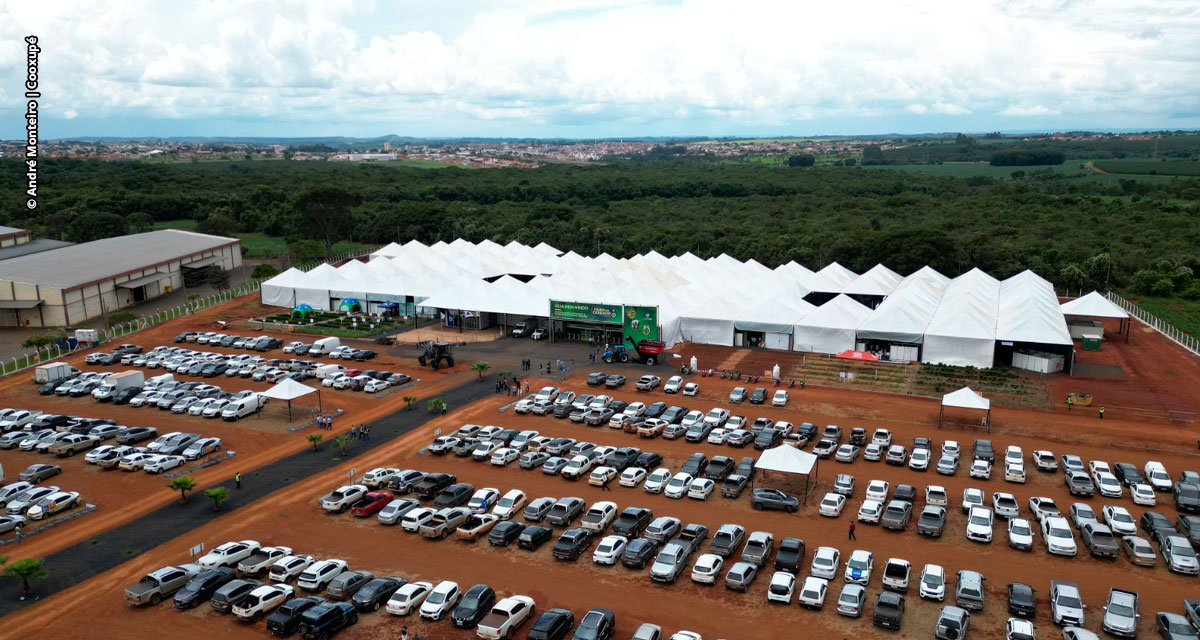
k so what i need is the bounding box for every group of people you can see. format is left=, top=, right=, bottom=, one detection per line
left=496, top=377, right=526, bottom=395
left=350, top=424, right=372, bottom=440
left=314, top=414, right=335, bottom=430
left=520, top=358, right=533, bottom=371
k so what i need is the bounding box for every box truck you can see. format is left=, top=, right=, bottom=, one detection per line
left=32, top=362, right=80, bottom=385
left=93, top=370, right=145, bottom=401
left=511, top=319, right=537, bottom=338
left=309, top=337, right=341, bottom=356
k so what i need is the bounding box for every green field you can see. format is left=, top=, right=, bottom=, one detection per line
left=1124, top=294, right=1200, bottom=340
left=1094, top=159, right=1200, bottom=176
left=381, top=158, right=468, bottom=169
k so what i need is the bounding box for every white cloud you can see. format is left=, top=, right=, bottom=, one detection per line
left=0, top=0, right=1197, bottom=135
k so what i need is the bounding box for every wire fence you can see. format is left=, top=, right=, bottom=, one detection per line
left=1106, top=291, right=1200, bottom=357
left=2, top=248, right=377, bottom=378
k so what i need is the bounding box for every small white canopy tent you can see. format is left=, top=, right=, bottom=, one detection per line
left=755, top=445, right=819, bottom=503
left=938, top=386, right=992, bottom=432
left=260, top=378, right=322, bottom=420
left=1061, top=291, right=1132, bottom=342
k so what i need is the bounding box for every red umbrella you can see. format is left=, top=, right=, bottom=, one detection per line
left=835, top=350, right=879, bottom=362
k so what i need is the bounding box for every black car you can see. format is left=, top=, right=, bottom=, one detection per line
left=414, top=473, right=457, bottom=498
left=612, top=507, right=653, bottom=537
left=173, top=567, right=235, bottom=609
left=681, top=453, right=708, bottom=476
left=1178, top=515, right=1200, bottom=546
left=634, top=452, right=663, bottom=470
left=519, top=525, right=553, bottom=551
left=351, top=350, right=377, bottom=361
left=660, top=406, right=689, bottom=424
left=621, top=538, right=658, bottom=569
left=609, top=400, right=628, bottom=414
left=893, top=484, right=916, bottom=503
left=644, top=402, right=667, bottom=419
left=488, top=521, right=524, bottom=547
left=774, top=537, right=806, bottom=573
left=174, top=332, right=193, bottom=343
left=552, top=528, right=594, bottom=561
left=606, top=447, right=641, bottom=471
left=750, top=488, right=799, bottom=512
left=112, top=386, right=143, bottom=404
left=298, top=601, right=358, bottom=640
left=849, top=428, right=867, bottom=446
left=37, top=381, right=60, bottom=395
left=736, top=456, right=756, bottom=480
left=528, top=607, right=574, bottom=640
left=586, top=372, right=609, bottom=386
left=266, top=596, right=324, bottom=636
left=433, top=483, right=475, bottom=508
left=1140, top=511, right=1178, bottom=543
left=451, top=584, right=496, bottom=628
left=574, top=608, right=615, bottom=640
left=553, top=404, right=574, bottom=419
left=972, top=439, right=994, bottom=462
left=753, top=428, right=782, bottom=450
left=1176, top=482, right=1200, bottom=514
left=351, top=576, right=405, bottom=612
left=210, top=578, right=261, bottom=612
left=705, top=456, right=735, bottom=481
left=873, top=592, right=905, bottom=630
left=1113, top=462, right=1144, bottom=487
left=1007, top=582, right=1036, bottom=618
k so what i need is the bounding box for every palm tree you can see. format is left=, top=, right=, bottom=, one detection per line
left=167, top=476, right=197, bottom=505
left=205, top=487, right=229, bottom=512
left=402, top=395, right=418, bottom=410
left=496, top=369, right=513, bottom=379
left=427, top=398, right=447, bottom=414
left=470, top=361, right=490, bottom=380
left=331, top=434, right=352, bottom=456
left=2, top=557, right=48, bottom=601
left=307, top=433, right=323, bottom=451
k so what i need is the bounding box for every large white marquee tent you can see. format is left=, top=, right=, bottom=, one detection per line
left=260, top=239, right=1075, bottom=370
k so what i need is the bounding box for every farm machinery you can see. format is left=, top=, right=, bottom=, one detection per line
left=417, top=341, right=455, bottom=370
left=603, top=337, right=666, bottom=366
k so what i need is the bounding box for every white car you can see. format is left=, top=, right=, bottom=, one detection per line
left=1042, top=516, right=1078, bottom=556
left=467, top=488, right=501, bottom=513
left=1130, top=483, right=1156, bottom=506
left=363, top=379, right=390, bottom=393
left=580, top=502, right=618, bottom=532
left=857, top=500, right=884, bottom=524
left=863, top=443, right=883, bottom=461
left=880, top=558, right=910, bottom=591
left=843, top=550, right=873, bottom=584
left=691, top=553, right=724, bottom=584
left=26, top=490, right=80, bottom=520
left=619, top=467, right=647, bottom=487
left=1028, top=496, right=1061, bottom=523
left=682, top=382, right=700, bottom=396
left=419, top=580, right=461, bottom=620
left=991, top=492, right=1019, bottom=519
left=490, top=448, right=519, bottom=466
left=1007, top=517, right=1035, bottom=551
left=908, top=448, right=930, bottom=471
left=965, top=506, right=994, bottom=543
left=819, top=493, right=846, bottom=517
left=282, top=341, right=305, bottom=353
left=361, top=467, right=401, bottom=488
left=268, top=554, right=314, bottom=582
left=1004, top=462, right=1026, bottom=484
left=969, top=459, right=992, bottom=480
left=593, top=535, right=628, bottom=565
left=401, top=507, right=437, bottom=533
left=664, top=376, right=683, bottom=393
left=872, top=429, right=893, bottom=446
left=1032, top=450, right=1058, bottom=471
left=865, top=480, right=890, bottom=502
left=1102, top=505, right=1137, bottom=536
left=919, top=564, right=946, bottom=601
left=143, top=454, right=185, bottom=473
left=810, top=546, right=840, bottom=579
left=643, top=468, right=672, bottom=494
left=320, top=484, right=368, bottom=512
left=386, top=580, right=433, bottom=615
left=197, top=540, right=261, bottom=569
left=1088, top=460, right=1111, bottom=476
left=1004, top=445, right=1023, bottom=465
left=232, top=584, right=293, bottom=621
left=962, top=487, right=986, bottom=514
left=492, top=490, right=526, bottom=520
left=941, top=440, right=960, bottom=456
left=181, top=437, right=221, bottom=461
left=117, top=452, right=154, bottom=470
left=771, top=390, right=788, bottom=406
left=85, top=445, right=118, bottom=464
left=664, top=473, right=694, bottom=499
left=623, top=402, right=646, bottom=417
left=680, top=411, right=705, bottom=428
left=476, top=595, right=536, bottom=640
left=925, top=486, right=948, bottom=507
left=707, top=428, right=728, bottom=445
left=797, top=576, right=828, bottom=608
left=766, top=570, right=795, bottom=603
left=1093, top=472, right=1123, bottom=498
left=687, top=478, right=715, bottom=500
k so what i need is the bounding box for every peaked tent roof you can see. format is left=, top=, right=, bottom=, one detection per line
left=842, top=264, right=903, bottom=296
left=941, top=386, right=991, bottom=411
left=1060, top=291, right=1129, bottom=319
left=260, top=378, right=319, bottom=401
left=755, top=445, right=817, bottom=475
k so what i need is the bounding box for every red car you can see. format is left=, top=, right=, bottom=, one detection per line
left=344, top=369, right=362, bottom=378
left=349, top=490, right=393, bottom=517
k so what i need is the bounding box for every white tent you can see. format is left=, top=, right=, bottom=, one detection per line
left=842, top=264, right=903, bottom=297
left=996, top=270, right=1072, bottom=346
left=802, top=262, right=858, bottom=294
left=939, top=386, right=992, bottom=431
left=755, top=445, right=819, bottom=502
left=260, top=268, right=304, bottom=308
left=922, top=268, right=1000, bottom=368
left=856, top=276, right=948, bottom=346
left=1060, top=291, right=1129, bottom=319
left=260, top=377, right=321, bottom=420
left=792, top=294, right=872, bottom=354
left=734, top=296, right=815, bottom=350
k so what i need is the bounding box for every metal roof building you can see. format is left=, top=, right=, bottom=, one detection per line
left=0, top=229, right=241, bottom=327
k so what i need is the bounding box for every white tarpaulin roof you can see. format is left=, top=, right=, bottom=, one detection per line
left=792, top=294, right=871, bottom=354
left=842, top=264, right=903, bottom=297
left=802, top=262, right=859, bottom=294
left=941, top=386, right=991, bottom=411
left=1060, top=291, right=1129, bottom=319
left=755, top=445, right=817, bottom=475
left=261, top=378, right=318, bottom=401
left=856, top=274, right=948, bottom=344
left=996, top=270, right=1072, bottom=345
left=922, top=268, right=1000, bottom=368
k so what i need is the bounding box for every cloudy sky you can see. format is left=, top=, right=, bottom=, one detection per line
left=2, top=0, right=1198, bottom=139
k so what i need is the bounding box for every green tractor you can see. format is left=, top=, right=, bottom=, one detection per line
left=417, top=341, right=455, bottom=370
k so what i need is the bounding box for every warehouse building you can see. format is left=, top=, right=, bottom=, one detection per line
left=0, top=229, right=241, bottom=327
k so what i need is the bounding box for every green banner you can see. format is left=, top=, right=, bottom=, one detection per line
left=550, top=300, right=622, bottom=324
left=623, top=305, right=659, bottom=343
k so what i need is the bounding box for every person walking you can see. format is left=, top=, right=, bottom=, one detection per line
left=601, top=474, right=612, bottom=491
left=524, top=381, right=530, bottom=393
left=363, top=424, right=371, bottom=440
left=1099, top=405, right=1105, bottom=420
left=538, top=363, right=543, bottom=375
left=1067, top=395, right=1073, bottom=411
left=235, top=472, right=242, bottom=490
left=848, top=521, right=856, bottom=540
left=400, top=627, right=409, bottom=640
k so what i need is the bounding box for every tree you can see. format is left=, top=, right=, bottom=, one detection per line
left=167, top=476, right=197, bottom=505
left=205, top=267, right=231, bottom=291
left=286, top=239, right=325, bottom=264
left=106, top=310, right=137, bottom=327
left=471, top=361, right=491, bottom=380
left=496, top=369, right=513, bottom=380
left=252, top=264, right=280, bottom=280
left=196, top=212, right=239, bottom=237
left=204, top=487, right=229, bottom=512
left=293, top=187, right=362, bottom=260
left=1130, top=269, right=1159, bottom=294
left=331, top=434, right=352, bottom=456
left=402, top=395, right=418, bottom=410
left=861, top=145, right=884, bottom=164
left=1084, top=253, right=1115, bottom=290
left=1151, top=278, right=1175, bottom=297
left=787, top=155, right=816, bottom=167
left=427, top=398, right=447, bottom=414
left=2, top=557, right=47, bottom=601
left=127, top=212, right=155, bottom=232
left=307, top=433, right=323, bottom=451
left=1059, top=263, right=1086, bottom=294
left=65, top=211, right=129, bottom=243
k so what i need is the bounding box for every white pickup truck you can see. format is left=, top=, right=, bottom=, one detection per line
left=237, top=545, right=294, bottom=577
left=475, top=595, right=536, bottom=639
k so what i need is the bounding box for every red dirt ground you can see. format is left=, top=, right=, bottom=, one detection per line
left=1, top=299, right=1199, bottom=639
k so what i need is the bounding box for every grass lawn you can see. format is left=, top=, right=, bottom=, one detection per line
left=1123, top=294, right=1200, bottom=340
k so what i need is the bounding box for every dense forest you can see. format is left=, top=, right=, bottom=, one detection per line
left=2, top=155, right=1199, bottom=297
left=872, top=132, right=1200, bottom=164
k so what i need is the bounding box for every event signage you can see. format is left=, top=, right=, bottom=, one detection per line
left=623, top=305, right=659, bottom=343
left=550, top=300, right=622, bottom=324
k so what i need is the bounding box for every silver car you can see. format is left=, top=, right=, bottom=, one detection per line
left=1101, top=588, right=1138, bottom=637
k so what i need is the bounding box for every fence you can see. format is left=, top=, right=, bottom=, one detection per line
left=1106, top=291, right=1200, bottom=357
left=2, top=247, right=378, bottom=378
left=0, top=503, right=97, bottom=546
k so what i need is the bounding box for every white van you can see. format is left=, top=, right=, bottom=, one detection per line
left=222, top=394, right=267, bottom=421
left=144, top=373, right=175, bottom=390
left=314, top=364, right=347, bottom=380
left=308, top=337, right=341, bottom=357
left=1144, top=461, right=1172, bottom=491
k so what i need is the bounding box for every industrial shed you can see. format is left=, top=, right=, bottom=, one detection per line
left=0, top=229, right=241, bottom=327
